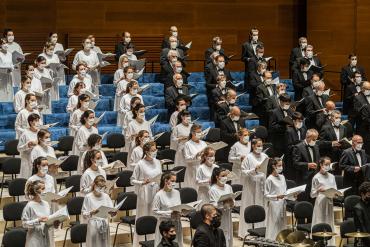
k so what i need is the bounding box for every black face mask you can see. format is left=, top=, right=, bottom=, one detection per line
left=211, top=215, right=221, bottom=228
left=168, top=234, right=176, bottom=242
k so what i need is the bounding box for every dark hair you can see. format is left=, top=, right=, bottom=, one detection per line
left=299, top=58, right=310, bottom=66
left=267, top=157, right=282, bottom=177
left=3, top=28, right=12, bottom=37
left=359, top=182, right=370, bottom=195
left=125, top=80, right=138, bottom=94
left=35, top=56, right=46, bottom=65
left=159, top=220, right=176, bottom=236
left=21, top=76, right=31, bottom=89
left=76, top=63, right=87, bottom=71
left=142, top=141, right=156, bottom=159
left=126, top=43, right=135, bottom=50
left=175, top=96, right=186, bottom=106
left=278, top=93, right=291, bottom=103
left=80, top=110, right=94, bottom=125
left=92, top=175, right=106, bottom=191
left=292, top=111, right=303, bottom=121
left=130, top=96, right=141, bottom=110
left=159, top=171, right=176, bottom=189
left=27, top=113, right=40, bottom=126
left=77, top=94, right=90, bottom=109
left=316, top=156, right=331, bottom=172
left=33, top=156, right=47, bottom=175
left=188, top=124, right=202, bottom=140
left=348, top=53, right=357, bottom=59
left=200, top=203, right=219, bottom=220
left=48, top=32, right=57, bottom=38
left=25, top=93, right=36, bottom=108
left=135, top=130, right=149, bottom=147
left=83, top=150, right=100, bottom=171
left=210, top=167, right=226, bottom=185
left=132, top=103, right=145, bottom=119
left=201, top=147, right=215, bottom=164
left=87, top=134, right=102, bottom=148
left=124, top=65, right=134, bottom=74
left=73, top=82, right=84, bottom=95
left=177, top=110, right=190, bottom=125
left=255, top=44, right=264, bottom=52
left=310, top=73, right=321, bottom=80
left=37, top=129, right=50, bottom=144
left=251, top=138, right=262, bottom=147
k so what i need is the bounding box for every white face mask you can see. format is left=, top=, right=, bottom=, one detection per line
left=219, top=176, right=228, bottom=185
left=94, top=144, right=102, bottom=150
left=171, top=57, right=178, bottom=63
left=95, top=186, right=106, bottom=194
left=364, top=90, right=370, bottom=96
left=172, top=31, right=178, bottom=37
left=91, top=42, right=95, bottom=47
left=316, top=90, right=324, bottom=96
left=46, top=50, right=53, bottom=56
left=82, top=102, right=89, bottom=109
left=309, top=140, right=316, bottom=147
left=257, top=53, right=264, bottom=58
left=312, top=81, right=320, bottom=88
left=323, top=165, right=331, bottom=172
left=84, top=43, right=91, bottom=49
left=306, top=51, right=313, bottom=58
left=96, top=159, right=103, bottom=167
left=255, top=146, right=263, bottom=154
left=229, top=99, right=236, bottom=105
left=215, top=45, right=221, bottom=51
left=142, top=137, right=150, bottom=144
left=34, top=122, right=41, bottom=129
left=29, top=101, right=38, bottom=109
left=43, top=138, right=51, bottom=146
left=170, top=42, right=177, bottom=49
left=149, top=151, right=157, bottom=159
left=295, top=121, right=303, bottom=129
left=39, top=64, right=46, bottom=70
left=80, top=70, right=87, bottom=77
left=355, top=143, right=363, bottom=151
left=300, top=42, right=307, bottom=49
left=176, top=79, right=183, bottom=87
left=27, top=71, right=34, bottom=78
left=184, top=116, right=191, bottom=123
left=243, top=136, right=250, bottom=143
left=252, top=35, right=258, bottom=42
left=51, top=37, right=57, bottom=44
left=126, top=72, right=134, bottom=79
left=124, top=37, right=131, bottom=43
left=278, top=90, right=286, bottom=95
left=87, top=119, right=95, bottom=126
left=355, top=77, right=362, bottom=84
left=265, top=79, right=272, bottom=85
left=138, top=112, right=145, bottom=119
left=123, top=62, right=129, bottom=68
left=126, top=50, right=133, bottom=56
left=219, top=80, right=226, bottom=88
left=132, top=88, right=138, bottom=95
left=179, top=104, right=187, bottom=111
left=276, top=167, right=283, bottom=174
left=40, top=166, right=48, bottom=175
left=175, top=67, right=182, bottom=73
left=206, top=156, right=215, bottom=164
left=195, top=132, right=203, bottom=139
left=218, top=62, right=225, bottom=69
left=232, top=116, right=240, bottom=122
left=351, top=59, right=357, bottom=67
left=7, top=35, right=14, bottom=43
left=24, top=84, right=31, bottom=90
left=282, top=104, right=290, bottom=110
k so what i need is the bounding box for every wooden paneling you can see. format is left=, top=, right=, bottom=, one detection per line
left=1, top=0, right=304, bottom=76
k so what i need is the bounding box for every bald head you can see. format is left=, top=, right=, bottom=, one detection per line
left=325, top=100, right=335, bottom=111
left=362, top=81, right=370, bottom=91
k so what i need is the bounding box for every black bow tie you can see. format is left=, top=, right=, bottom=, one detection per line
left=252, top=41, right=258, bottom=45
left=307, top=145, right=314, bottom=149
left=355, top=150, right=361, bottom=154
left=333, top=126, right=340, bottom=129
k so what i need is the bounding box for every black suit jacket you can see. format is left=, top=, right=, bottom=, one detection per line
left=343, top=83, right=360, bottom=116
left=220, top=117, right=246, bottom=145
left=340, top=64, right=366, bottom=86
left=269, top=107, right=294, bottom=154
left=210, top=87, right=228, bottom=106
left=354, top=201, right=370, bottom=246
left=241, top=41, right=263, bottom=62
left=265, top=94, right=280, bottom=113
left=248, top=71, right=264, bottom=91
left=192, top=222, right=226, bottom=247
left=289, top=47, right=304, bottom=67
left=114, top=41, right=132, bottom=61
left=161, top=37, right=186, bottom=50
left=215, top=102, right=234, bottom=126
left=165, top=86, right=189, bottom=115
left=247, top=57, right=267, bottom=75
left=339, top=148, right=368, bottom=191
left=204, top=47, right=229, bottom=65
left=292, top=141, right=320, bottom=185
left=253, top=83, right=275, bottom=126
left=319, top=124, right=347, bottom=162
left=306, top=94, right=329, bottom=128
left=204, top=63, right=234, bottom=93
left=160, top=48, right=185, bottom=65
left=302, top=86, right=314, bottom=98
left=286, top=126, right=307, bottom=148
left=292, top=68, right=312, bottom=100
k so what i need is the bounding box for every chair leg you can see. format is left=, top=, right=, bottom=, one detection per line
left=63, top=227, right=70, bottom=247
left=0, top=174, right=4, bottom=203
left=129, top=224, right=133, bottom=243
left=113, top=222, right=121, bottom=247
left=4, top=221, right=7, bottom=234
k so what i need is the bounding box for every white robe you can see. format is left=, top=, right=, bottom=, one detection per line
left=15, top=108, right=42, bottom=138
left=69, top=108, right=86, bottom=136
left=169, top=111, right=179, bottom=130
left=14, top=89, right=30, bottom=113
left=0, top=51, right=14, bottom=101
left=51, top=43, right=66, bottom=86
left=238, top=152, right=268, bottom=237
left=119, top=93, right=143, bottom=128
left=31, top=68, right=53, bottom=114
left=311, top=172, right=336, bottom=245
left=66, top=95, right=79, bottom=113
left=228, top=141, right=251, bottom=184
left=125, top=119, right=152, bottom=158
left=82, top=192, right=113, bottom=247
left=122, top=111, right=133, bottom=137
left=68, top=75, right=92, bottom=97
left=30, top=145, right=56, bottom=163
left=113, top=68, right=124, bottom=85
left=264, top=174, right=288, bottom=240
left=27, top=174, right=58, bottom=212
left=152, top=189, right=183, bottom=247
left=80, top=167, right=107, bottom=196
left=78, top=150, right=108, bottom=174
left=39, top=52, right=61, bottom=101
left=22, top=200, right=54, bottom=247
left=209, top=184, right=234, bottom=247
left=196, top=163, right=218, bottom=204
left=72, top=50, right=100, bottom=93
left=17, top=129, right=38, bottom=178
left=71, top=125, right=98, bottom=156
left=114, top=76, right=128, bottom=114
left=128, top=145, right=143, bottom=169
left=171, top=123, right=192, bottom=167
left=130, top=158, right=162, bottom=246
left=183, top=140, right=207, bottom=189
left=8, top=42, right=22, bottom=87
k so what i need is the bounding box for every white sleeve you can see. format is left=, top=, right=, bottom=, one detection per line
left=152, top=193, right=172, bottom=217
left=130, top=163, right=144, bottom=186
left=241, top=156, right=257, bottom=176
left=228, top=145, right=240, bottom=163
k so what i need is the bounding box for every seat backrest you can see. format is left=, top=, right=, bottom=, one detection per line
left=179, top=187, right=198, bottom=204
left=340, top=219, right=356, bottom=238
left=231, top=183, right=243, bottom=201
left=244, top=205, right=266, bottom=224
left=112, top=152, right=128, bottom=165
left=57, top=136, right=74, bottom=152
left=67, top=196, right=85, bottom=216
left=116, top=192, right=137, bottom=211
left=294, top=201, right=313, bottom=223
left=70, top=223, right=87, bottom=244
left=344, top=195, right=361, bottom=219
left=155, top=131, right=171, bottom=148
left=189, top=211, right=203, bottom=230
left=60, top=155, right=79, bottom=172
left=335, top=175, right=344, bottom=190
left=2, top=157, right=21, bottom=174
left=254, top=126, right=268, bottom=139
left=2, top=228, right=27, bottom=247
left=286, top=179, right=297, bottom=189
left=135, top=216, right=157, bottom=236
left=107, top=133, right=125, bottom=149
left=8, top=178, right=27, bottom=197
left=204, top=128, right=220, bottom=142
left=3, top=201, right=27, bottom=221
left=312, top=223, right=333, bottom=241
left=157, top=149, right=176, bottom=161
left=65, top=175, right=81, bottom=193
left=172, top=166, right=186, bottom=183
left=116, top=170, right=134, bottom=188
left=4, top=139, right=19, bottom=156
left=218, top=163, right=233, bottom=172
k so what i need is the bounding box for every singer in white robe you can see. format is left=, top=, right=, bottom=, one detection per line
left=209, top=183, right=234, bottom=247
left=71, top=125, right=98, bottom=156
left=30, top=144, right=56, bottom=163
left=66, top=94, right=79, bottom=113
left=17, top=129, right=38, bottom=178
left=68, top=74, right=93, bottom=97
left=171, top=122, right=192, bottom=167
left=228, top=140, right=251, bottom=184
left=22, top=200, right=54, bottom=247
left=119, top=93, right=143, bottom=128
left=128, top=145, right=143, bottom=170
left=72, top=49, right=100, bottom=93
left=15, top=108, right=42, bottom=138
left=51, top=42, right=66, bottom=86
left=39, top=51, right=61, bottom=101
left=80, top=166, right=107, bottom=196
left=152, top=188, right=183, bottom=247
left=0, top=50, right=14, bottom=102
left=238, top=151, right=268, bottom=237
left=125, top=118, right=152, bottom=159
left=14, top=86, right=32, bottom=113
left=130, top=158, right=161, bottom=246
left=82, top=191, right=113, bottom=247
left=31, top=67, right=53, bottom=114
left=78, top=149, right=108, bottom=174
left=311, top=168, right=337, bottom=245
left=7, top=39, right=22, bottom=87
left=183, top=139, right=207, bottom=189
left=196, top=163, right=218, bottom=204
left=69, top=108, right=88, bottom=136
left=114, top=78, right=128, bottom=112
left=264, top=173, right=288, bottom=240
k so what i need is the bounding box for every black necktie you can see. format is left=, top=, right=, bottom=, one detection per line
left=307, top=145, right=314, bottom=162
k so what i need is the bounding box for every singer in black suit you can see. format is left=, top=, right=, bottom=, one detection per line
left=289, top=37, right=307, bottom=70
left=292, top=58, right=312, bottom=100
left=340, top=54, right=367, bottom=88
left=165, top=74, right=189, bottom=116
left=204, top=55, right=234, bottom=94
left=219, top=106, right=246, bottom=146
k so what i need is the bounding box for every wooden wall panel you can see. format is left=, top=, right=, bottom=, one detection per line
left=0, top=0, right=305, bottom=76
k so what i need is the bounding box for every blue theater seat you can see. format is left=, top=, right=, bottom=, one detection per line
left=146, top=109, right=168, bottom=123
left=0, top=114, right=17, bottom=129
left=0, top=102, right=15, bottom=114
left=101, top=74, right=114, bottom=84
left=99, top=84, right=115, bottom=97
left=59, top=85, right=69, bottom=98
left=188, top=72, right=205, bottom=83
left=237, top=94, right=250, bottom=107
left=141, top=83, right=164, bottom=97
left=281, top=79, right=294, bottom=92
left=52, top=99, right=69, bottom=113
left=142, top=96, right=165, bottom=108
left=245, top=119, right=260, bottom=129
left=198, top=121, right=215, bottom=129
left=95, top=111, right=117, bottom=125
left=189, top=107, right=211, bottom=121
left=287, top=91, right=295, bottom=99
left=44, top=113, right=70, bottom=127
left=189, top=82, right=206, bottom=95
left=240, top=105, right=253, bottom=112
left=49, top=127, right=68, bottom=141
left=151, top=123, right=171, bottom=134
left=192, top=95, right=208, bottom=107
